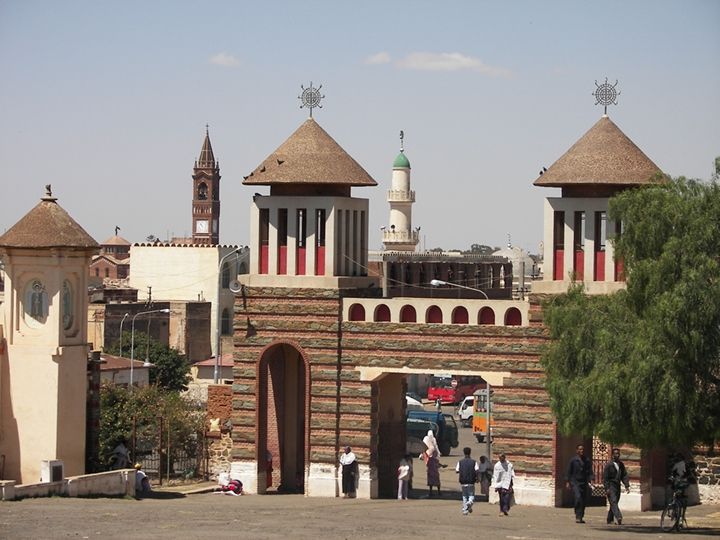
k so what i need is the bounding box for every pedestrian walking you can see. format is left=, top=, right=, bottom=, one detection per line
left=603, top=448, right=630, bottom=525
left=455, top=447, right=479, bottom=515
left=477, top=455, right=491, bottom=498
left=420, top=430, right=441, bottom=497
left=397, top=454, right=412, bottom=500
left=565, top=444, right=594, bottom=523
left=492, top=453, right=515, bottom=516
left=339, top=446, right=358, bottom=498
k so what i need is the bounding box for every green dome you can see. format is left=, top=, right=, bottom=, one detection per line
left=393, top=151, right=411, bottom=169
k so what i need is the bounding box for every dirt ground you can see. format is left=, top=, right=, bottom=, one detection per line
left=1, top=491, right=719, bottom=540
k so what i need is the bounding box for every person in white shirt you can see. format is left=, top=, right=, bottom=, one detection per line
left=477, top=455, right=491, bottom=498
left=397, top=454, right=412, bottom=500
left=492, top=453, right=515, bottom=516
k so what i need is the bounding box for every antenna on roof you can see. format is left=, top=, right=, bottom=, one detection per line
left=299, top=82, right=324, bottom=118
left=593, top=78, right=620, bottom=115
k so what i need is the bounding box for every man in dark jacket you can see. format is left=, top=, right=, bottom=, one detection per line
left=603, top=448, right=630, bottom=525
left=565, top=444, right=594, bottom=523
left=455, top=447, right=479, bottom=515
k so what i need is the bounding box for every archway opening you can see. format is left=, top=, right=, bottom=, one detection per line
left=399, top=305, right=417, bottom=323
left=258, top=343, right=307, bottom=494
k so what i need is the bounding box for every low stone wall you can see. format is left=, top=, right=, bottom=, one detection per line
left=66, top=469, right=135, bottom=497
left=0, top=469, right=135, bottom=500
left=695, top=453, right=720, bottom=504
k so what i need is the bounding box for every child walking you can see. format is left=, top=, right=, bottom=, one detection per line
left=397, top=454, right=412, bottom=499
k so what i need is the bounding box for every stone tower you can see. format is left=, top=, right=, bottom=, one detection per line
left=192, top=126, right=221, bottom=245
left=382, top=132, right=418, bottom=252
left=0, top=186, right=99, bottom=482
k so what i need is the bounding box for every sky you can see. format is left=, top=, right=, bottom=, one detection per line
left=1, top=0, right=718, bottom=255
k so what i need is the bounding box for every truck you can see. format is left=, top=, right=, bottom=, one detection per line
left=472, top=387, right=495, bottom=443
left=406, top=409, right=459, bottom=456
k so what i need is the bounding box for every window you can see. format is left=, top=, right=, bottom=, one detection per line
left=595, top=211, right=606, bottom=251
left=553, top=211, right=565, bottom=248
left=221, top=308, right=231, bottom=335
left=197, top=182, right=208, bottom=200
left=574, top=211, right=585, bottom=251
left=221, top=262, right=230, bottom=288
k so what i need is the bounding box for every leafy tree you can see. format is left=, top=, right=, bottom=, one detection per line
left=467, top=244, right=499, bottom=255
left=99, top=383, right=205, bottom=470
left=541, top=178, right=720, bottom=448
left=109, top=331, right=191, bottom=392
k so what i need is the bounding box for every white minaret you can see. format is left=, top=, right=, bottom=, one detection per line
left=382, top=131, right=418, bottom=251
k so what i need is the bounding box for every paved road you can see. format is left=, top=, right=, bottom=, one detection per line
left=1, top=491, right=718, bottom=539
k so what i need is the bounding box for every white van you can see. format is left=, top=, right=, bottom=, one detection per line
left=456, top=395, right=474, bottom=427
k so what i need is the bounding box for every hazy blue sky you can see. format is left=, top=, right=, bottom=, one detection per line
left=1, top=0, right=718, bottom=254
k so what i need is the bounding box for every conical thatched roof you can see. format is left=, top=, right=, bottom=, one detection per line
left=534, top=115, right=664, bottom=187
left=243, top=118, right=377, bottom=187
left=0, top=195, right=98, bottom=249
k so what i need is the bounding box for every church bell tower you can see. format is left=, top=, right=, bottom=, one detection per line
left=192, top=126, right=221, bottom=245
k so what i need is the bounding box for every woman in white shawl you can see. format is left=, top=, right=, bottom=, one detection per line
left=339, top=446, right=358, bottom=498
left=420, top=430, right=441, bottom=496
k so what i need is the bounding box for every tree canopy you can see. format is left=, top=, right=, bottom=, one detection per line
left=109, top=331, right=191, bottom=392
left=541, top=178, right=720, bottom=449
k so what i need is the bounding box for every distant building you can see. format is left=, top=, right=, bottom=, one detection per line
left=89, top=234, right=130, bottom=280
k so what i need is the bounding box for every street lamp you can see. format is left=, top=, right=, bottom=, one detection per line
left=118, top=312, right=130, bottom=357
left=430, top=279, right=489, bottom=299
left=130, top=308, right=170, bottom=388
left=215, top=247, right=242, bottom=384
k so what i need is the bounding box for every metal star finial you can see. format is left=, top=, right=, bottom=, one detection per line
left=298, top=82, right=324, bottom=118
left=592, top=78, right=621, bottom=115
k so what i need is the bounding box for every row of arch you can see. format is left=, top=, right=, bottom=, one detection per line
left=348, top=303, right=522, bottom=326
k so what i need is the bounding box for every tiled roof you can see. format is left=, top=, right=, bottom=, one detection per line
left=101, top=235, right=131, bottom=246
left=0, top=195, right=99, bottom=249
left=193, top=353, right=233, bottom=367
left=243, top=118, right=377, bottom=187
left=99, top=353, right=149, bottom=371
left=197, top=128, right=216, bottom=168
left=534, top=115, right=665, bottom=187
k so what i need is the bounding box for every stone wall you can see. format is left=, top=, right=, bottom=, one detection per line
left=693, top=450, right=720, bottom=504
left=207, top=433, right=233, bottom=479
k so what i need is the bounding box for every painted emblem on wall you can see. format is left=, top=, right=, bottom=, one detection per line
left=25, top=279, right=48, bottom=327
left=62, top=280, right=74, bottom=331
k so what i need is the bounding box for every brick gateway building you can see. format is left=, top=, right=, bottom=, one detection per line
left=222, top=111, right=689, bottom=509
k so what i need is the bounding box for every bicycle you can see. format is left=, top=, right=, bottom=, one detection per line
left=660, top=477, right=689, bottom=532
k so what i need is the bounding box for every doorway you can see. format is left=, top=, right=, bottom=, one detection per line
left=257, top=342, right=307, bottom=493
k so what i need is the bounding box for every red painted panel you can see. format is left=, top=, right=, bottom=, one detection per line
left=260, top=245, right=269, bottom=274
left=349, top=304, right=365, bottom=321
left=505, top=308, right=522, bottom=326
left=400, top=305, right=417, bottom=323
left=574, top=250, right=584, bottom=281
left=278, top=246, right=287, bottom=275
left=426, top=306, right=443, bottom=323
left=553, top=249, right=564, bottom=280
left=375, top=304, right=391, bottom=322
left=452, top=307, right=468, bottom=324
left=315, top=246, right=325, bottom=276
left=594, top=251, right=605, bottom=281
left=478, top=307, right=495, bottom=325
left=296, top=247, right=306, bottom=275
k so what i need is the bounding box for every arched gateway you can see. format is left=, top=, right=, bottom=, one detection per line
left=256, top=341, right=309, bottom=493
